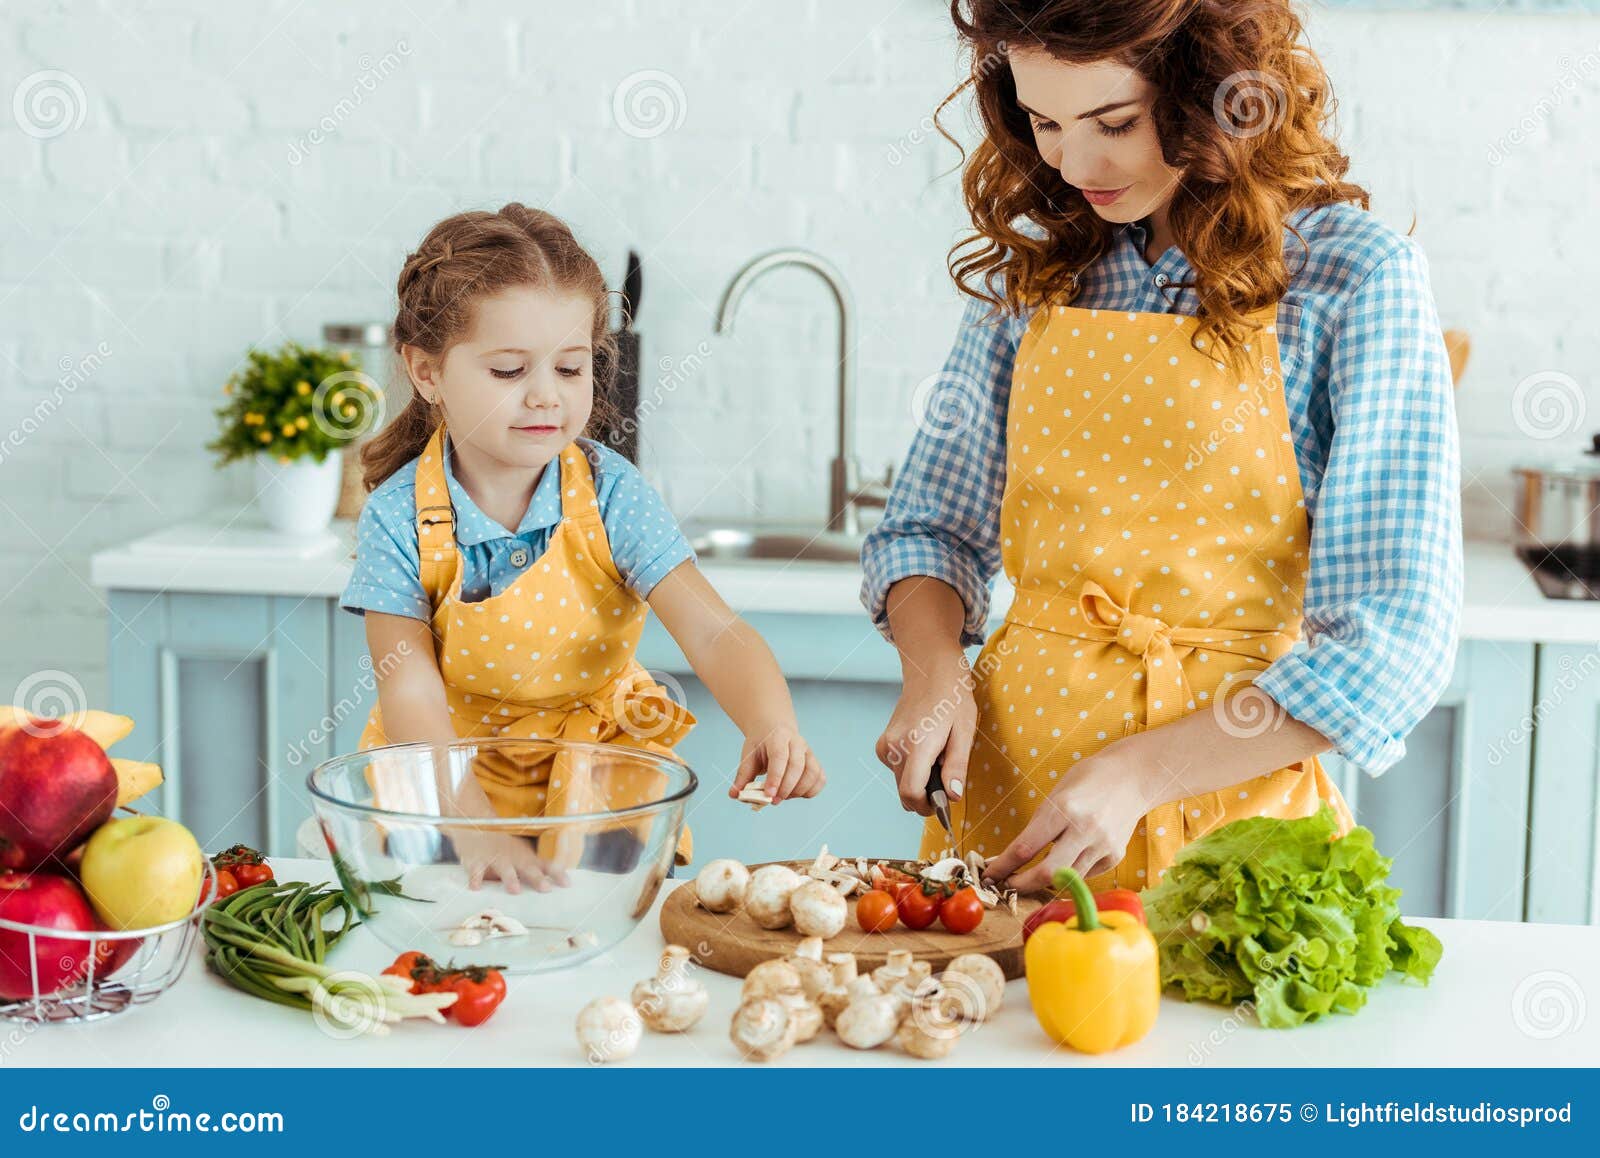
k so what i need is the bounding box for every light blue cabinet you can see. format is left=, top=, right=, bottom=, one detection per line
left=103, top=589, right=1572, bottom=925
left=1525, top=644, right=1600, bottom=924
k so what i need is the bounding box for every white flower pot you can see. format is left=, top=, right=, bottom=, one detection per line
left=254, top=453, right=343, bottom=536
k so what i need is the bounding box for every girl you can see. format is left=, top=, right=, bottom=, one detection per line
left=864, top=0, right=1461, bottom=892
left=343, top=203, right=823, bottom=890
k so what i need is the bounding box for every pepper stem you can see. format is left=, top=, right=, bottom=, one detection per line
left=1051, top=866, right=1100, bottom=932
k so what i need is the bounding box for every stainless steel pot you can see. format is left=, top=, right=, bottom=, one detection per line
left=1513, top=434, right=1600, bottom=580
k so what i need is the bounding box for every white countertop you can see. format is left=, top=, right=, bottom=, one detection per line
left=13, top=858, right=1599, bottom=1068
left=89, top=517, right=1600, bottom=644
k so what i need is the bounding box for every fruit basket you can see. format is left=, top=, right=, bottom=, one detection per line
left=0, top=859, right=214, bottom=1025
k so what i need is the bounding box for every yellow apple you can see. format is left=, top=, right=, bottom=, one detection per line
left=80, top=816, right=204, bottom=931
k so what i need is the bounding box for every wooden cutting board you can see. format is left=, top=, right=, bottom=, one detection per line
left=658, top=859, right=1043, bottom=980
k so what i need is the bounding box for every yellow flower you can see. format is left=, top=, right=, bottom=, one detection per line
left=331, top=390, right=347, bottom=406
left=223, top=385, right=233, bottom=396
left=245, top=412, right=261, bottom=425
left=340, top=403, right=356, bottom=418
left=278, top=455, right=291, bottom=464
left=339, top=351, right=353, bottom=364
left=281, top=423, right=296, bottom=437
left=257, top=431, right=272, bottom=444
left=296, top=380, right=312, bottom=395
left=295, top=416, right=309, bottom=430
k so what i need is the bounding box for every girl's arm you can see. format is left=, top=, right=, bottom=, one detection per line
left=646, top=561, right=823, bottom=803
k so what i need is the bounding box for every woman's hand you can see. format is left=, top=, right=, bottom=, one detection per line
left=730, top=721, right=825, bottom=803
left=981, top=744, right=1150, bottom=893
left=449, top=829, right=570, bottom=893
left=874, top=654, right=977, bottom=816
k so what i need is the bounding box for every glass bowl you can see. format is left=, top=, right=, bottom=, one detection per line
left=307, top=737, right=696, bottom=975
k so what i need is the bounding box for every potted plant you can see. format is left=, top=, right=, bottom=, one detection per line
left=209, top=343, right=384, bottom=536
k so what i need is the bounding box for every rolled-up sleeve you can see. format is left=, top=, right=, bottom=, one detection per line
left=1254, top=239, right=1463, bottom=775
left=860, top=296, right=1023, bottom=648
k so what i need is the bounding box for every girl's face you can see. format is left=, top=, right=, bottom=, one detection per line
left=407, top=285, right=596, bottom=471
left=1008, top=49, right=1182, bottom=228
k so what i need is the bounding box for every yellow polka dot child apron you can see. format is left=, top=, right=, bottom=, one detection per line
left=359, top=424, right=696, bottom=867
left=923, top=304, right=1353, bottom=888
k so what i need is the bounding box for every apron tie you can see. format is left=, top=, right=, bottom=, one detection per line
left=1010, top=579, right=1303, bottom=877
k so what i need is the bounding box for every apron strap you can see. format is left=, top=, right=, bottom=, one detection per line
left=413, top=423, right=457, bottom=608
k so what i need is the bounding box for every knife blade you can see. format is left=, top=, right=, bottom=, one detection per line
left=927, top=755, right=954, bottom=841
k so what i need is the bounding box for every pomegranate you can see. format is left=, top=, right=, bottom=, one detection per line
left=0, top=871, right=104, bottom=1000
left=0, top=720, right=118, bottom=870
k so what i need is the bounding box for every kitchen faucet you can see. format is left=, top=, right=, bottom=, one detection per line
left=714, top=248, right=892, bottom=537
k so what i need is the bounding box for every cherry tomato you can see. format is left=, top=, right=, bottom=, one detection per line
left=382, top=950, right=430, bottom=991
left=212, top=868, right=239, bottom=900
left=233, top=862, right=274, bottom=888
left=856, top=889, right=898, bottom=933
left=896, top=885, right=943, bottom=931
left=445, top=972, right=506, bottom=1027
left=938, top=887, right=984, bottom=934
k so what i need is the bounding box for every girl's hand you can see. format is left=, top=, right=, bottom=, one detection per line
left=450, top=829, right=571, bottom=893
left=730, top=722, right=825, bottom=804
left=981, top=744, right=1149, bottom=893
left=874, top=654, right=976, bottom=816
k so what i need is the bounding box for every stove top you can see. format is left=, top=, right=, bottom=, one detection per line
left=1517, top=546, right=1600, bottom=600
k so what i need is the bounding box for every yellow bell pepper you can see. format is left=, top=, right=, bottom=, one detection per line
left=1024, top=866, right=1160, bottom=1053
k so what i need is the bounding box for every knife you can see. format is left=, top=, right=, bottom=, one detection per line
left=927, top=755, right=954, bottom=842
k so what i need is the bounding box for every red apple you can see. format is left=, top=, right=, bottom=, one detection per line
left=0, top=721, right=118, bottom=870
left=0, top=870, right=103, bottom=1000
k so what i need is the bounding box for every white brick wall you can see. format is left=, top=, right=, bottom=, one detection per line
left=0, top=1, right=1596, bottom=705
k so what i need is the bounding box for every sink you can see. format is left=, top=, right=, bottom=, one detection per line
left=686, top=523, right=864, bottom=565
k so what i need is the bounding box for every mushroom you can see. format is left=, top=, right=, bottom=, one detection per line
left=835, top=990, right=905, bottom=1050
left=871, top=948, right=916, bottom=993
left=896, top=1004, right=961, bottom=1059
left=737, top=784, right=775, bottom=811
left=787, top=937, right=831, bottom=999
left=741, top=958, right=802, bottom=1002
left=745, top=864, right=802, bottom=929
left=631, top=945, right=709, bottom=1033
left=817, top=953, right=859, bottom=1028
left=694, top=859, right=750, bottom=913
left=779, top=990, right=825, bottom=1043
left=790, top=880, right=848, bottom=938
left=576, top=996, right=642, bottom=1064
left=729, top=997, right=795, bottom=1062
left=448, top=908, right=530, bottom=947
left=942, top=952, right=1005, bottom=1022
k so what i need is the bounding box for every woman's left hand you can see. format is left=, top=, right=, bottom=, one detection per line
left=981, top=743, right=1150, bottom=892
left=730, top=721, right=825, bottom=804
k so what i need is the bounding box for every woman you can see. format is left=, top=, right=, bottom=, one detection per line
left=862, top=0, right=1461, bottom=894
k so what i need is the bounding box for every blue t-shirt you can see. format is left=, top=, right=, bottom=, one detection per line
left=342, top=434, right=695, bottom=622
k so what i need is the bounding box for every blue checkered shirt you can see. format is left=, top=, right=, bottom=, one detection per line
left=860, top=202, right=1463, bottom=775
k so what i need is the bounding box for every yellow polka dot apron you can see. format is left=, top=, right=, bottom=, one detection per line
left=358, top=424, right=696, bottom=867
left=922, top=304, right=1353, bottom=889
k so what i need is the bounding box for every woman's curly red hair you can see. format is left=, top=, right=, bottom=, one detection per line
left=939, top=0, right=1370, bottom=358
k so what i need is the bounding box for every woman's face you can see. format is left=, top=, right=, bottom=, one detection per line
left=406, top=285, right=595, bottom=471
left=1008, top=49, right=1182, bottom=227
